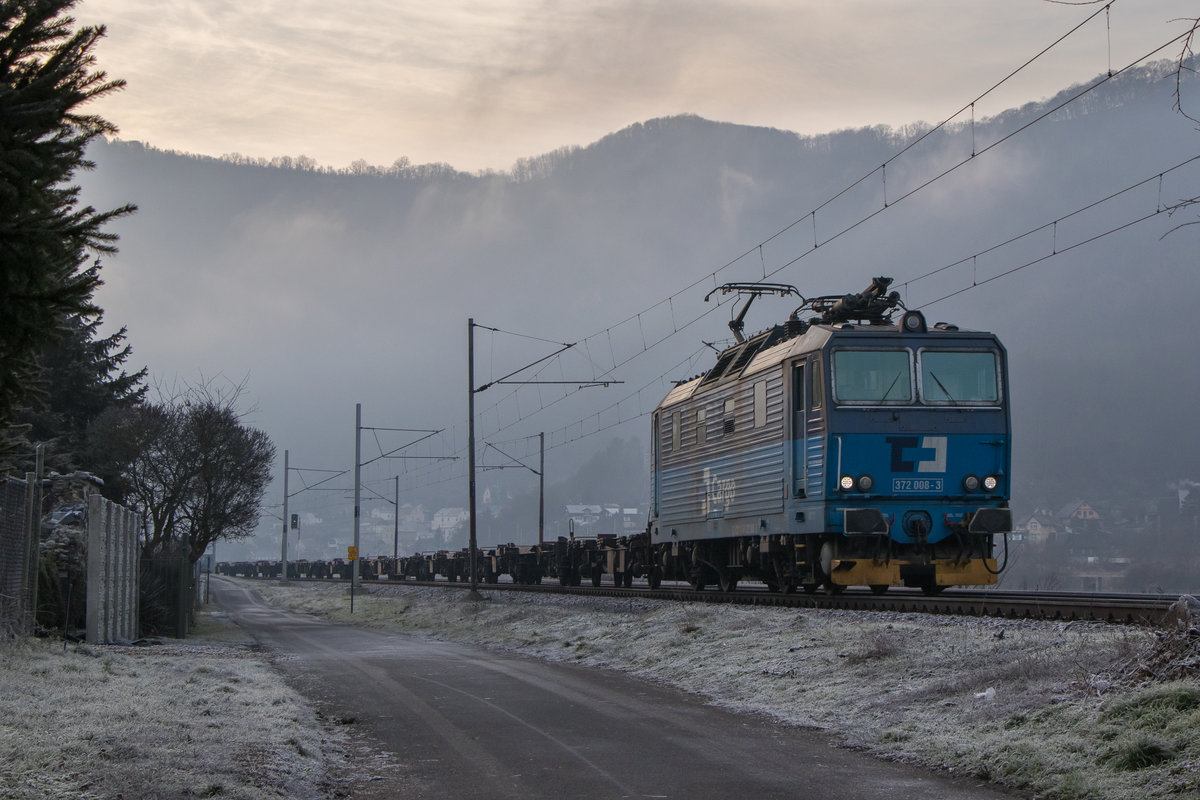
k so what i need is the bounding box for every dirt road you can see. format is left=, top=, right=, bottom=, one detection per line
left=215, top=577, right=1019, bottom=799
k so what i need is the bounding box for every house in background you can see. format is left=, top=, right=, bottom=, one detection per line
left=1014, top=510, right=1059, bottom=546
left=1054, top=500, right=1102, bottom=533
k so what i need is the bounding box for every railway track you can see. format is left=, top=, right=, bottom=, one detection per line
left=268, top=574, right=1184, bottom=626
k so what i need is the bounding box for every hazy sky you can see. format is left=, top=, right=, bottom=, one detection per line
left=75, top=1, right=1198, bottom=173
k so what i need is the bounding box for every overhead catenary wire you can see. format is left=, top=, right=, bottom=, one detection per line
left=462, top=5, right=1190, bottom=450
left=552, top=0, right=1119, bottom=351
left=755, top=27, right=1197, bottom=289
left=394, top=343, right=718, bottom=494
left=399, top=142, right=1200, bottom=498
left=408, top=148, right=1177, bottom=484
left=361, top=5, right=1196, bottom=502
left=910, top=178, right=1198, bottom=309
left=897, top=154, right=1200, bottom=303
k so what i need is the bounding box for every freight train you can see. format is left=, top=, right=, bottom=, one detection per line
left=222, top=277, right=1011, bottom=595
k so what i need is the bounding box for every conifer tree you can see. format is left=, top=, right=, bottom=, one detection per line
left=0, top=0, right=135, bottom=469
left=16, top=311, right=146, bottom=474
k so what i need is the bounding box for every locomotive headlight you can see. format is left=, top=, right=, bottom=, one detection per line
left=982, top=475, right=1000, bottom=492
left=856, top=474, right=875, bottom=492
left=839, top=474, right=855, bottom=491
left=962, top=474, right=981, bottom=493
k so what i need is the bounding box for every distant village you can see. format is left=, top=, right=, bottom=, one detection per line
left=1004, top=481, right=1199, bottom=593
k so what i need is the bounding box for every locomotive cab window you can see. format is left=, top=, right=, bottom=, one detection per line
left=810, top=358, right=824, bottom=409
left=918, top=350, right=1000, bottom=405
left=832, top=349, right=913, bottom=404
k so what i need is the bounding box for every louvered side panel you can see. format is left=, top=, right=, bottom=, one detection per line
left=806, top=410, right=825, bottom=498
left=725, top=443, right=785, bottom=517
left=657, top=371, right=785, bottom=525
left=658, top=410, right=705, bottom=524
left=726, top=373, right=785, bottom=517
left=660, top=461, right=706, bottom=523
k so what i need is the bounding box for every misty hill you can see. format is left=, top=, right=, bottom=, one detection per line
left=78, top=60, right=1200, bottom=555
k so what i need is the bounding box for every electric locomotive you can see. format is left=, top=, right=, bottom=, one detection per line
left=649, top=277, right=1011, bottom=594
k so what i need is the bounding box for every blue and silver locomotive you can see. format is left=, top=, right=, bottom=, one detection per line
left=649, top=277, right=1011, bottom=594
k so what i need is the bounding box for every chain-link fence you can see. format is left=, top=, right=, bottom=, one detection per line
left=1, top=476, right=145, bottom=640
left=0, top=477, right=35, bottom=635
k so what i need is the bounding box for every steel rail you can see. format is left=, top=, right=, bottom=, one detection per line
left=250, top=572, right=1183, bottom=627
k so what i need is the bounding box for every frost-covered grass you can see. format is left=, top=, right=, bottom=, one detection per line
left=252, top=580, right=1200, bottom=800
left=0, top=610, right=349, bottom=800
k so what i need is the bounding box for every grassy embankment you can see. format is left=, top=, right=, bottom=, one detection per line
left=255, top=580, right=1200, bottom=800
left=0, top=610, right=348, bottom=800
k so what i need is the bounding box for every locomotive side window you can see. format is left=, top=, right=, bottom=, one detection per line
left=696, top=407, right=707, bottom=444
left=651, top=412, right=660, bottom=516
left=792, top=364, right=806, bottom=497
left=918, top=350, right=1000, bottom=405
left=753, top=381, right=767, bottom=428
left=832, top=349, right=913, bottom=404
left=723, top=398, right=736, bottom=435
left=671, top=411, right=681, bottom=451
left=811, top=358, right=824, bottom=409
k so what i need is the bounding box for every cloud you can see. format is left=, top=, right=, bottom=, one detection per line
left=76, top=0, right=1199, bottom=171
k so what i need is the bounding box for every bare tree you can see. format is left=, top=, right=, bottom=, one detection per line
left=90, top=378, right=275, bottom=562
left=178, top=399, right=274, bottom=561
left=1164, top=15, right=1200, bottom=234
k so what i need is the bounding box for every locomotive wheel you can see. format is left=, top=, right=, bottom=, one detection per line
left=622, top=571, right=634, bottom=588
left=801, top=583, right=820, bottom=594
left=647, top=568, right=662, bottom=590
left=869, top=584, right=890, bottom=595
left=920, top=582, right=947, bottom=596
left=718, top=573, right=738, bottom=593
left=824, top=582, right=845, bottom=595
left=591, top=567, right=603, bottom=588
left=688, top=574, right=707, bottom=591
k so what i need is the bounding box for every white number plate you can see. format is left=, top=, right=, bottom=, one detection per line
left=892, top=478, right=944, bottom=493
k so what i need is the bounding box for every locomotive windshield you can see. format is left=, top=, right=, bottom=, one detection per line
left=833, top=347, right=1002, bottom=406
left=832, top=349, right=913, bottom=403
left=919, top=349, right=999, bottom=405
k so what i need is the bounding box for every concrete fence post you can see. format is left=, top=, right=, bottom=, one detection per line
left=113, top=504, right=124, bottom=640
left=123, top=506, right=137, bottom=640
left=86, top=495, right=103, bottom=642
left=117, top=507, right=130, bottom=640
left=86, top=495, right=142, bottom=644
